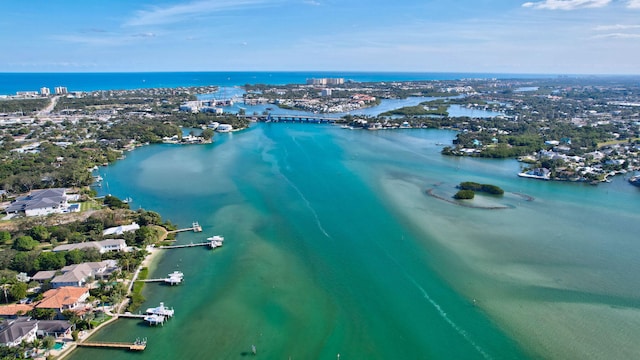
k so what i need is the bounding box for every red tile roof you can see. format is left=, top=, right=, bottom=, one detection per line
left=0, top=304, right=34, bottom=316
left=36, top=287, right=89, bottom=309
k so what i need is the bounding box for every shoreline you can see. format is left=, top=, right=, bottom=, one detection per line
left=58, top=232, right=167, bottom=359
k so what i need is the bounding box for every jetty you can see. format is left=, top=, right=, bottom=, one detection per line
left=138, top=271, right=184, bottom=285
left=167, top=221, right=203, bottom=234
left=158, top=235, right=224, bottom=250
left=78, top=338, right=147, bottom=351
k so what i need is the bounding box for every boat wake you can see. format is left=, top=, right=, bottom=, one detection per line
left=380, top=245, right=491, bottom=360
left=267, top=143, right=331, bottom=239
left=285, top=178, right=332, bottom=239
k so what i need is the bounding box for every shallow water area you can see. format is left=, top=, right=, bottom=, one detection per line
left=74, top=123, right=640, bottom=360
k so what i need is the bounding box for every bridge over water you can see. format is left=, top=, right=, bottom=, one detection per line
left=242, top=113, right=343, bottom=124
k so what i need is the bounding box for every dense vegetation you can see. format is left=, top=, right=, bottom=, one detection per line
left=458, top=182, right=504, bottom=195
left=0, top=142, right=119, bottom=193
left=453, top=190, right=475, bottom=199
left=379, top=103, right=448, bottom=117
left=0, top=98, right=50, bottom=115
left=0, top=203, right=172, bottom=278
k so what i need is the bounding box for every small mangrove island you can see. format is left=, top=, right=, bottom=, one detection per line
left=454, top=182, right=504, bottom=199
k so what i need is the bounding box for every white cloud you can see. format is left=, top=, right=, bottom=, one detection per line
left=592, top=32, right=640, bottom=38
left=132, top=32, right=157, bottom=38
left=628, top=0, right=640, bottom=8
left=594, top=24, right=640, bottom=31
left=304, top=0, right=321, bottom=5
left=125, top=0, right=277, bottom=27
left=522, top=0, right=611, bottom=10
left=52, top=32, right=158, bottom=46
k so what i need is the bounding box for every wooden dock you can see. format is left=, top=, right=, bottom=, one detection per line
left=167, top=221, right=202, bottom=234
left=118, top=313, right=146, bottom=319
left=159, top=236, right=224, bottom=250
left=78, top=340, right=146, bottom=351
left=158, top=242, right=209, bottom=249
left=137, top=271, right=184, bottom=285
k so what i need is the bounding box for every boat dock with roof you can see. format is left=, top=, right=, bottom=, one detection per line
left=158, top=235, right=225, bottom=250
left=138, top=271, right=184, bottom=285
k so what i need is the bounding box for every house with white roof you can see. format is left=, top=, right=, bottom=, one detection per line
left=52, top=239, right=126, bottom=254
left=103, top=222, right=140, bottom=236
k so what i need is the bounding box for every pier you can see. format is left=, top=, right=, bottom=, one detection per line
left=118, top=302, right=174, bottom=326
left=118, top=313, right=146, bottom=319
left=158, top=235, right=224, bottom=250
left=78, top=339, right=147, bottom=351
left=138, top=271, right=184, bottom=285
left=167, top=221, right=202, bottom=234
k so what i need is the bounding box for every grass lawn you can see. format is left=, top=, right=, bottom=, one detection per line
left=597, top=138, right=640, bottom=148
left=80, top=201, right=102, bottom=212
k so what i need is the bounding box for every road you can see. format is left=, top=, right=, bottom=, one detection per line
left=38, top=95, right=61, bottom=116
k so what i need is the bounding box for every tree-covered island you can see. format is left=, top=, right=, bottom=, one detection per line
left=454, top=182, right=504, bottom=199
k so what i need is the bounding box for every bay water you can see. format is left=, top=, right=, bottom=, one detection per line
left=71, top=123, right=640, bottom=359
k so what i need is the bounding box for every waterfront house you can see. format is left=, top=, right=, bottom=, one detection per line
left=102, top=223, right=140, bottom=236
left=49, top=260, right=119, bottom=288
left=36, top=287, right=90, bottom=316
left=53, top=239, right=126, bottom=254
left=4, top=188, right=71, bottom=217
left=36, top=320, right=72, bottom=339
left=0, top=304, right=35, bottom=318
left=0, top=317, right=38, bottom=347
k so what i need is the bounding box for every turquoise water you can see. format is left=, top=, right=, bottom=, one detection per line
left=73, top=124, right=640, bottom=360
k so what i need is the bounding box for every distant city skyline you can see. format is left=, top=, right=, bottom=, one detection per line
left=2, top=0, right=640, bottom=74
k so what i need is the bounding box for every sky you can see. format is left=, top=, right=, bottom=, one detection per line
left=1, top=0, right=640, bottom=74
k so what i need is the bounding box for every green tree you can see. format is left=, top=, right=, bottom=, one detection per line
left=134, top=226, right=157, bottom=246
left=30, top=225, right=51, bottom=242
left=103, top=195, right=129, bottom=209
left=42, top=336, right=56, bottom=349
left=201, top=128, right=214, bottom=140
left=35, top=252, right=66, bottom=271
left=0, top=231, right=11, bottom=245
left=454, top=190, right=475, bottom=199
left=9, top=282, right=27, bottom=301
left=10, top=251, right=40, bottom=274
left=65, top=249, right=84, bottom=265
left=13, top=236, right=39, bottom=251
left=137, top=210, right=162, bottom=226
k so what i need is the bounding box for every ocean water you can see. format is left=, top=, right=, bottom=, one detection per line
left=0, top=71, right=555, bottom=96
left=71, top=124, right=640, bottom=360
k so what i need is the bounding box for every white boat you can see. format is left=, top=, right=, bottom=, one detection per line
left=207, top=235, right=224, bottom=249
left=144, top=314, right=165, bottom=326
left=146, top=302, right=174, bottom=317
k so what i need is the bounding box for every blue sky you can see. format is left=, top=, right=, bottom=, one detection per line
left=2, top=0, right=639, bottom=74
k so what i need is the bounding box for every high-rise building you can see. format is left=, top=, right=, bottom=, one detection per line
left=326, top=78, right=344, bottom=85
left=40, top=87, right=51, bottom=96
left=54, top=86, right=68, bottom=94
left=307, top=78, right=344, bottom=86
